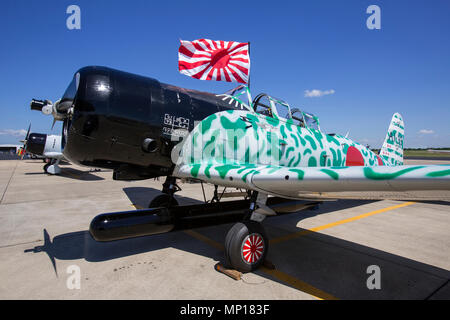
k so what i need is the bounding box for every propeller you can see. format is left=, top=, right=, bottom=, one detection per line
left=20, top=123, right=31, bottom=160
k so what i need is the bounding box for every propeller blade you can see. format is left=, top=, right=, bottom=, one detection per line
left=21, top=123, right=31, bottom=160
left=25, top=123, right=31, bottom=141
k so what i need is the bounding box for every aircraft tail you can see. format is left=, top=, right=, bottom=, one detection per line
left=380, top=113, right=404, bottom=166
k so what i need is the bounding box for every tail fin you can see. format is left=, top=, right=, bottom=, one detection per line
left=380, top=113, right=404, bottom=166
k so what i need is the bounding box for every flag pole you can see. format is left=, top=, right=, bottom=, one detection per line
left=247, top=41, right=251, bottom=89
left=247, top=41, right=253, bottom=109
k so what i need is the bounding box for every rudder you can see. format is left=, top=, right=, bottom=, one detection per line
left=380, top=113, right=404, bottom=166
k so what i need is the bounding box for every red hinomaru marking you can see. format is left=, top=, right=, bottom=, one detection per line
left=242, top=234, right=264, bottom=264
left=345, top=146, right=365, bottom=166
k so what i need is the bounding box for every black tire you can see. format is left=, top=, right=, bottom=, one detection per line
left=43, top=163, right=50, bottom=173
left=148, top=194, right=179, bottom=208
left=225, top=221, right=268, bottom=272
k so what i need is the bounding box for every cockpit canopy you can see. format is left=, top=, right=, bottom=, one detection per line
left=252, top=92, right=320, bottom=130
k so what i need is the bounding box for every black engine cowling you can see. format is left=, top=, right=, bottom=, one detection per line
left=26, top=133, right=47, bottom=156
left=61, top=66, right=238, bottom=180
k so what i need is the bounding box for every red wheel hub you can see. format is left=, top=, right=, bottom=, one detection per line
left=241, top=233, right=264, bottom=264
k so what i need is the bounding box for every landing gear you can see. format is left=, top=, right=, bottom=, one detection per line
left=161, top=176, right=181, bottom=196
left=148, top=176, right=180, bottom=208
left=147, top=178, right=271, bottom=272
left=224, top=191, right=273, bottom=272
left=225, top=220, right=268, bottom=272
left=43, top=158, right=61, bottom=175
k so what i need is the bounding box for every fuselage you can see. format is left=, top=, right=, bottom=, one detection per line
left=58, top=66, right=388, bottom=182
left=179, top=109, right=386, bottom=174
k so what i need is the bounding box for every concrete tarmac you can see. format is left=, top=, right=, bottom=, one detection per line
left=0, top=159, right=449, bottom=300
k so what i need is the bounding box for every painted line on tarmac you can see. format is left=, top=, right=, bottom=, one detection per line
left=0, top=160, right=19, bottom=204
left=259, top=266, right=338, bottom=300
left=270, top=201, right=416, bottom=245
left=184, top=228, right=337, bottom=300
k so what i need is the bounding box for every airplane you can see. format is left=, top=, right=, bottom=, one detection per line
left=20, top=125, right=64, bottom=174
left=31, top=66, right=450, bottom=272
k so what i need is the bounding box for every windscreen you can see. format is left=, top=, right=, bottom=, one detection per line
left=303, top=112, right=320, bottom=130
left=271, top=98, right=291, bottom=120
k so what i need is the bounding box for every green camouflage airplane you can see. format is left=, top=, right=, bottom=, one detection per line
left=35, top=67, right=450, bottom=273
left=170, top=86, right=450, bottom=270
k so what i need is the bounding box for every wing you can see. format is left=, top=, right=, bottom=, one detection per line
left=174, top=163, right=450, bottom=200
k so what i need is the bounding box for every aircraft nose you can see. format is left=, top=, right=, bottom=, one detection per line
left=26, top=133, right=47, bottom=155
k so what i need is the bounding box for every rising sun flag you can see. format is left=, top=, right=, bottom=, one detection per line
left=178, top=39, right=250, bottom=84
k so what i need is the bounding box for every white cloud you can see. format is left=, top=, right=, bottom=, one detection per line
left=418, top=129, right=434, bottom=135
left=0, top=129, right=27, bottom=137
left=304, top=89, right=335, bottom=98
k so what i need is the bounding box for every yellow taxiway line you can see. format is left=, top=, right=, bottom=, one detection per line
left=270, top=201, right=416, bottom=245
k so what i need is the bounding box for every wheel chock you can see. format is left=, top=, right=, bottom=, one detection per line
left=214, top=263, right=242, bottom=281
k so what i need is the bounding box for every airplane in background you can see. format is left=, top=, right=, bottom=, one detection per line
left=31, top=66, right=450, bottom=272
left=20, top=125, right=64, bottom=174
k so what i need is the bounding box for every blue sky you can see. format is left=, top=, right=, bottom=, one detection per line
left=1, top=0, right=449, bottom=148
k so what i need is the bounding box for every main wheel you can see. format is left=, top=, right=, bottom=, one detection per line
left=225, top=221, right=268, bottom=272
left=43, top=163, right=50, bottom=173
left=148, top=194, right=179, bottom=208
